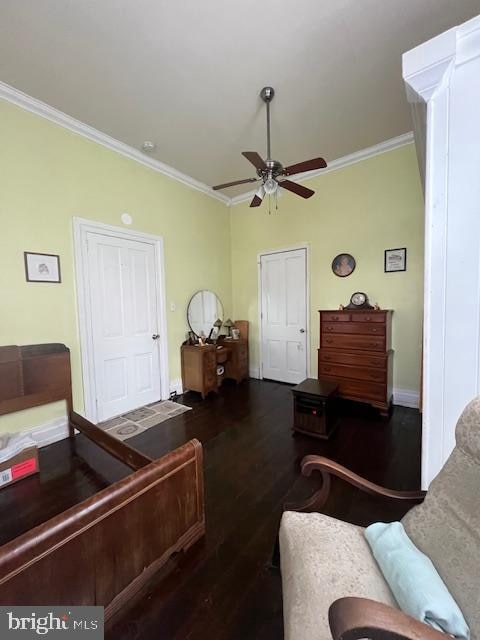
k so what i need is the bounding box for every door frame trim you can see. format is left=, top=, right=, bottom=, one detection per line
left=73, top=217, right=170, bottom=423
left=257, top=243, right=310, bottom=381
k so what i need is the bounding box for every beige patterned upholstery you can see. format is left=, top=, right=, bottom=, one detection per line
left=280, top=397, right=480, bottom=640
left=279, top=511, right=396, bottom=640
left=403, top=396, right=480, bottom=640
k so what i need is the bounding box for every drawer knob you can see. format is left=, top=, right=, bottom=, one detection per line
left=326, top=339, right=333, bottom=344
left=365, top=316, right=371, bottom=321
left=371, top=328, right=378, bottom=332
left=324, top=366, right=332, bottom=372
left=332, top=315, right=339, bottom=321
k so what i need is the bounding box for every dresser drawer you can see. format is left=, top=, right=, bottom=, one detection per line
left=322, top=322, right=385, bottom=336
left=321, top=312, right=351, bottom=322
left=205, top=351, right=216, bottom=369
left=319, top=363, right=387, bottom=383
left=321, top=334, right=385, bottom=352
left=351, top=312, right=387, bottom=323
left=318, top=350, right=387, bottom=369
left=320, top=376, right=387, bottom=402
left=216, top=349, right=229, bottom=364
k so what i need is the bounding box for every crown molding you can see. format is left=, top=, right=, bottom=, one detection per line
left=229, top=131, right=414, bottom=206
left=0, top=80, right=230, bottom=205
left=0, top=79, right=414, bottom=209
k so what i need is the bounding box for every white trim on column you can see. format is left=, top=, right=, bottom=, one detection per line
left=404, top=34, right=455, bottom=490
left=73, top=217, right=170, bottom=423
left=0, top=80, right=229, bottom=205
left=403, top=14, right=480, bottom=489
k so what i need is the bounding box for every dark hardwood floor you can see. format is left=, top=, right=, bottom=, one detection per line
left=0, top=379, right=421, bottom=640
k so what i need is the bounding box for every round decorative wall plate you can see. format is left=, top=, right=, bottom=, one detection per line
left=332, top=253, right=356, bottom=278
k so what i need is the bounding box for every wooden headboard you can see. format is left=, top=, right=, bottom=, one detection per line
left=0, top=343, right=72, bottom=417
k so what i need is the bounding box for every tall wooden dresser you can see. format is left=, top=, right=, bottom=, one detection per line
left=318, top=310, right=393, bottom=416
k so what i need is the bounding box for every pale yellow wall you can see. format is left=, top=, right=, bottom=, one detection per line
left=0, top=100, right=231, bottom=433
left=230, top=144, right=424, bottom=392
left=0, top=101, right=423, bottom=435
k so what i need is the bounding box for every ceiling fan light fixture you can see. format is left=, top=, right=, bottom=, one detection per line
left=255, top=185, right=265, bottom=199
left=211, top=86, right=327, bottom=206
left=263, top=177, right=278, bottom=195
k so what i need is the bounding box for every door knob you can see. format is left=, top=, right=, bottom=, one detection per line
left=299, top=328, right=305, bottom=333
left=152, top=334, right=160, bottom=340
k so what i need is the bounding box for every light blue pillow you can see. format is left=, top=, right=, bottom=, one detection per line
left=365, top=522, right=469, bottom=640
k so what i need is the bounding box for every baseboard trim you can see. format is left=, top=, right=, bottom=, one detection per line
left=25, top=378, right=184, bottom=446
left=169, top=378, right=184, bottom=395
left=29, top=416, right=70, bottom=448
left=24, top=382, right=418, bottom=447
left=393, top=388, right=420, bottom=409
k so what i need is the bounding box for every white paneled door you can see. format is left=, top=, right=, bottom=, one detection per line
left=260, top=248, right=307, bottom=384
left=87, top=232, right=162, bottom=421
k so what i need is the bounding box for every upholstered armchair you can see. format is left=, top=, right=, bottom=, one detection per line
left=279, top=397, right=480, bottom=640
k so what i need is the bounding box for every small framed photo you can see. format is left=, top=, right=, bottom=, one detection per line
left=24, top=252, right=61, bottom=283
left=384, top=248, right=407, bottom=273
left=332, top=253, right=356, bottom=278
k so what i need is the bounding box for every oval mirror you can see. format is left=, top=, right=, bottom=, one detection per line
left=187, top=290, right=224, bottom=338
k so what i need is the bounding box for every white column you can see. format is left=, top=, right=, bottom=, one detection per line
left=403, top=15, right=480, bottom=488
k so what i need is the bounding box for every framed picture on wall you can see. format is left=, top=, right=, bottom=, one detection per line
left=384, top=248, right=407, bottom=272
left=332, top=253, right=356, bottom=278
left=24, top=252, right=61, bottom=283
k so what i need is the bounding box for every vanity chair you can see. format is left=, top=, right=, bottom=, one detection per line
left=181, top=290, right=249, bottom=398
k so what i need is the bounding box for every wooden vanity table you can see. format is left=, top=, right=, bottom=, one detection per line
left=183, top=289, right=249, bottom=398
left=181, top=338, right=248, bottom=399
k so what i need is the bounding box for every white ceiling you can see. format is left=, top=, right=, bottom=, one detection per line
left=1, top=0, right=479, bottom=197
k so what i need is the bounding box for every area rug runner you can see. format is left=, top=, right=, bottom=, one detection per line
left=98, top=400, right=191, bottom=440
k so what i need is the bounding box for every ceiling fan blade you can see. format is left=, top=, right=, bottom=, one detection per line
left=242, top=151, right=266, bottom=170
left=279, top=179, right=315, bottom=199
left=212, top=177, right=258, bottom=190
left=284, top=157, right=327, bottom=176
left=250, top=185, right=265, bottom=207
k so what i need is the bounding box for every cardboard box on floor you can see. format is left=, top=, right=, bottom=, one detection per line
left=0, top=446, right=39, bottom=489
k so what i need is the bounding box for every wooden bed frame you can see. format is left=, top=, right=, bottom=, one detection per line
left=0, top=344, right=205, bottom=619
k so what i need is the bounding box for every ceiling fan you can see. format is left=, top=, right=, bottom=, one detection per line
left=212, top=86, right=327, bottom=207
